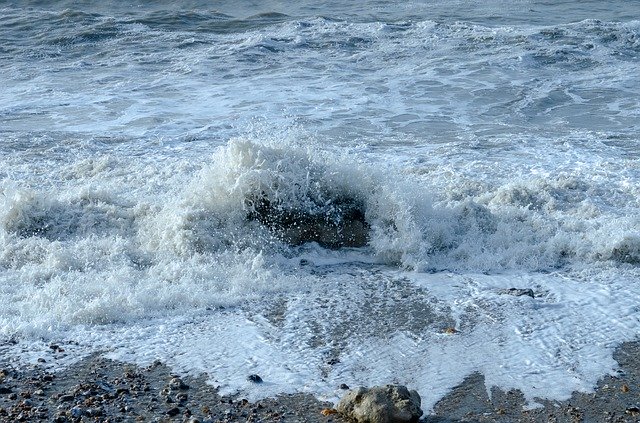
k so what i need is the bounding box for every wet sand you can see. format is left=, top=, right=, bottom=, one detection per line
left=1, top=341, right=639, bottom=422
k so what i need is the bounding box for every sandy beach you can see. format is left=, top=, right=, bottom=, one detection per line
left=1, top=340, right=639, bottom=422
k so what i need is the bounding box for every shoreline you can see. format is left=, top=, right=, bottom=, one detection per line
left=1, top=341, right=639, bottom=422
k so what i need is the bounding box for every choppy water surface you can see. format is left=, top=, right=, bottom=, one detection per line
left=1, top=0, right=639, bottom=410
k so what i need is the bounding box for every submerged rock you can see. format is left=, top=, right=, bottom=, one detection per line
left=247, top=196, right=369, bottom=249
left=247, top=374, right=263, bottom=383
left=498, top=288, right=535, bottom=298
left=337, top=385, right=422, bottom=423
left=610, top=235, right=640, bottom=264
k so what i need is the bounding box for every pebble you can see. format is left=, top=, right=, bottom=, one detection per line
left=340, top=384, right=350, bottom=390
left=499, top=288, right=535, bottom=298
left=166, top=406, right=180, bottom=416
left=247, top=374, right=263, bottom=383
left=169, top=377, right=189, bottom=390
left=58, top=394, right=74, bottom=402
left=70, top=405, right=84, bottom=418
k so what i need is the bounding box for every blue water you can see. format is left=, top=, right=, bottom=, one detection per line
left=1, top=0, right=640, bottom=410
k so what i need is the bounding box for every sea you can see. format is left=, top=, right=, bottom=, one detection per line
left=1, top=0, right=639, bottom=411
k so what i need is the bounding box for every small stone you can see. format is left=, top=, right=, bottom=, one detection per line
left=8, top=393, right=17, bottom=400
left=626, top=406, right=640, bottom=415
left=69, top=405, right=83, bottom=418
left=86, top=407, right=103, bottom=417
left=169, top=377, right=189, bottom=390
left=621, top=384, right=630, bottom=393
left=499, top=288, right=535, bottom=298
left=247, top=374, right=263, bottom=383
left=321, top=408, right=339, bottom=416
left=166, top=407, right=180, bottom=416
left=34, top=389, right=45, bottom=396
left=340, top=384, right=350, bottom=390
left=37, top=358, right=46, bottom=363
left=0, top=387, right=12, bottom=394
left=58, top=394, right=74, bottom=403
left=116, top=387, right=130, bottom=396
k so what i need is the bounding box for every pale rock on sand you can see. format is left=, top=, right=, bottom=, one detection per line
left=337, top=384, right=422, bottom=423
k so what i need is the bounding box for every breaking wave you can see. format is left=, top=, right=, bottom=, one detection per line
left=2, top=137, right=638, bottom=279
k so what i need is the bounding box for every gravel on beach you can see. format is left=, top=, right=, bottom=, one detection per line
left=1, top=341, right=640, bottom=422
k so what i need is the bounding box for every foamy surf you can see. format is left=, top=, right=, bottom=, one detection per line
left=1, top=0, right=639, bottom=417
left=1, top=135, right=640, bottom=411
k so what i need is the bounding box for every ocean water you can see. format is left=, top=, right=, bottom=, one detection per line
left=1, top=0, right=640, bottom=411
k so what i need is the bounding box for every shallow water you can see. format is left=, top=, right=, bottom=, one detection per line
left=1, top=0, right=639, bottom=411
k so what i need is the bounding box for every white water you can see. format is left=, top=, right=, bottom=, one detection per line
left=1, top=0, right=640, bottom=413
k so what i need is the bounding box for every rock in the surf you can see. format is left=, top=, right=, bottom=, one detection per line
left=610, top=235, right=640, bottom=264
left=336, top=385, right=422, bottom=423
left=247, top=196, right=369, bottom=249
left=498, top=288, right=535, bottom=298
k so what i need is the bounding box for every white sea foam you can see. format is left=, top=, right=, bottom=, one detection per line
left=4, top=267, right=639, bottom=412
left=1, top=1, right=639, bottom=415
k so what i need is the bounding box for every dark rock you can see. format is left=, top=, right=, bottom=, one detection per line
left=499, top=288, right=535, bottom=298
left=115, top=387, right=129, bottom=396
left=340, top=384, right=350, bottom=390
left=626, top=406, right=640, bottom=414
left=611, top=235, right=640, bottom=264
left=0, top=387, right=12, bottom=394
left=166, top=406, right=181, bottom=416
left=248, top=196, right=369, bottom=249
left=247, top=374, right=263, bottom=383
left=86, top=407, right=103, bottom=417
left=58, top=394, right=74, bottom=403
